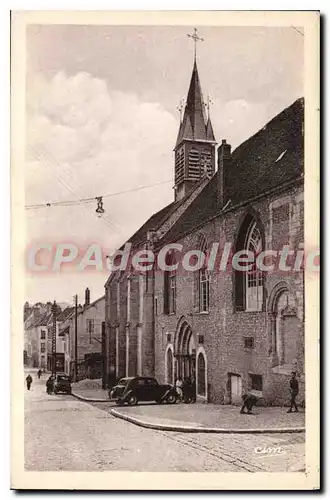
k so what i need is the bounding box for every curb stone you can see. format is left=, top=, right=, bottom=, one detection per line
left=71, top=394, right=306, bottom=434
left=72, top=391, right=110, bottom=403
left=110, top=409, right=305, bottom=434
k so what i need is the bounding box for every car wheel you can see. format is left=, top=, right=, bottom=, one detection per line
left=127, top=395, right=138, bottom=406
left=115, top=401, right=122, bottom=405
left=166, top=393, right=177, bottom=404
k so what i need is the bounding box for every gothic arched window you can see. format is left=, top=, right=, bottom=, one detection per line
left=235, top=214, right=264, bottom=311
left=246, top=221, right=263, bottom=311
left=198, top=235, right=210, bottom=312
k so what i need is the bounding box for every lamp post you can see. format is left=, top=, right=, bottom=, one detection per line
left=74, top=294, right=78, bottom=381
left=51, top=301, right=57, bottom=378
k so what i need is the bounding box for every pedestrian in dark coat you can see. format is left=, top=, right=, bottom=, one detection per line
left=26, top=374, right=32, bottom=390
left=46, top=376, right=54, bottom=395
left=37, top=369, right=42, bottom=379
left=287, top=372, right=299, bottom=413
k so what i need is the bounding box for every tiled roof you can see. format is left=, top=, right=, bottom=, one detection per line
left=57, top=306, right=75, bottom=322
left=119, top=174, right=210, bottom=252
left=224, top=97, right=304, bottom=205
left=28, top=312, right=51, bottom=329
left=162, top=98, right=304, bottom=244
left=122, top=202, right=176, bottom=249
left=77, top=295, right=105, bottom=316
left=161, top=176, right=218, bottom=244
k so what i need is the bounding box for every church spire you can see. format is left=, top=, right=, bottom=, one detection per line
left=175, top=61, right=210, bottom=147
left=174, top=30, right=217, bottom=201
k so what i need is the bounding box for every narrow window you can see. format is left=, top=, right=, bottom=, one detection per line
left=198, top=235, right=210, bottom=312
left=166, top=348, right=173, bottom=385
left=86, top=319, right=94, bottom=343
left=246, top=222, right=263, bottom=311
left=235, top=214, right=264, bottom=311
left=164, top=251, right=176, bottom=314
left=199, top=268, right=210, bottom=312
left=197, top=352, right=206, bottom=396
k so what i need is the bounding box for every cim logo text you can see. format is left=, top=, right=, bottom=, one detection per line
left=254, top=446, right=286, bottom=456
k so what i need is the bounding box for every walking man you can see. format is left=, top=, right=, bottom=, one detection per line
left=26, top=374, right=33, bottom=390
left=37, top=369, right=42, bottom=379
left=287, top=372, right=299, bottom=413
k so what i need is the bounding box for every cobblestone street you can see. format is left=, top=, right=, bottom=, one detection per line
left=25, top=375, right=305, bottom=472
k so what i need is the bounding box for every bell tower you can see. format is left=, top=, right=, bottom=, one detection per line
left=174, top=30, right=217, bottom=201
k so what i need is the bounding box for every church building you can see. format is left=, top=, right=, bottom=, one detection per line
left=104, top=53, right=304, bottom=406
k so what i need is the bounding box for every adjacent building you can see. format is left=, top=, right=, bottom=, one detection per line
left=60, top=289, right=105, bottom=380
left=24, top=304, right=52, bottom=368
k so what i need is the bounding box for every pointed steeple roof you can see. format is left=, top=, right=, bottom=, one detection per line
left=175, top=61, right=216, bottom=147
left=206, top=117, right=216, bottom=142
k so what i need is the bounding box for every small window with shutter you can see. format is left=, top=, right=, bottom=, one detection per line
left=244, top=337, right=254, bottom=349
left=86, top=319, right=94, bottom=343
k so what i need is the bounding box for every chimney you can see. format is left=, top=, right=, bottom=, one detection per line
left=217, top=139, right=231, bottom=207
left=84, top=287, right=90, bottom=307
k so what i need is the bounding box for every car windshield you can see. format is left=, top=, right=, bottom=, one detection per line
left=117, top=378, right=131, bottom=386
left=58, top=376, right=70, bottom=382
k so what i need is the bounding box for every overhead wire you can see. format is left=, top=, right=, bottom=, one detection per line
left=26, top=144, right=121, bottom=234
left=25, top=178, right=173, bottom=210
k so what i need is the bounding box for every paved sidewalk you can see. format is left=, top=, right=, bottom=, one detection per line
left=110, top=403, right=305, bottom=433
left=71, top=383, right=305, bottom=433
left=72, top=386, right=109, bottom=402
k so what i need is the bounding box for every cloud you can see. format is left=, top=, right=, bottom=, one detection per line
left=26, top=71, right=178, bottom=301
left=26, top=71, right=177, bottom=242
left=212, top=98, right=271, bottom=150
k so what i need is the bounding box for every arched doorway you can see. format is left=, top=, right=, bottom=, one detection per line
left=174, top=319, right=196, bottom=383
left=269, top=284, right=299, bottom=368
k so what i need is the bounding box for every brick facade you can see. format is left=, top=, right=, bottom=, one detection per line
left=153, top=184, right=304, bottom=405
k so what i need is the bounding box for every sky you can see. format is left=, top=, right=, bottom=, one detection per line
left=25, top=24, right=304, bottom=305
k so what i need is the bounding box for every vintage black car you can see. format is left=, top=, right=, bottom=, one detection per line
left=53, top=373, right=72, bottom=394
left=109, top=376, right=176, bottom=405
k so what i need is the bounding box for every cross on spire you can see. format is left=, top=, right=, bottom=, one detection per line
left=204, top=94, right=214, bottom=119
left=176, top=98, right=186, bottom=122
left=187, top=28, right=204, bottom=61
